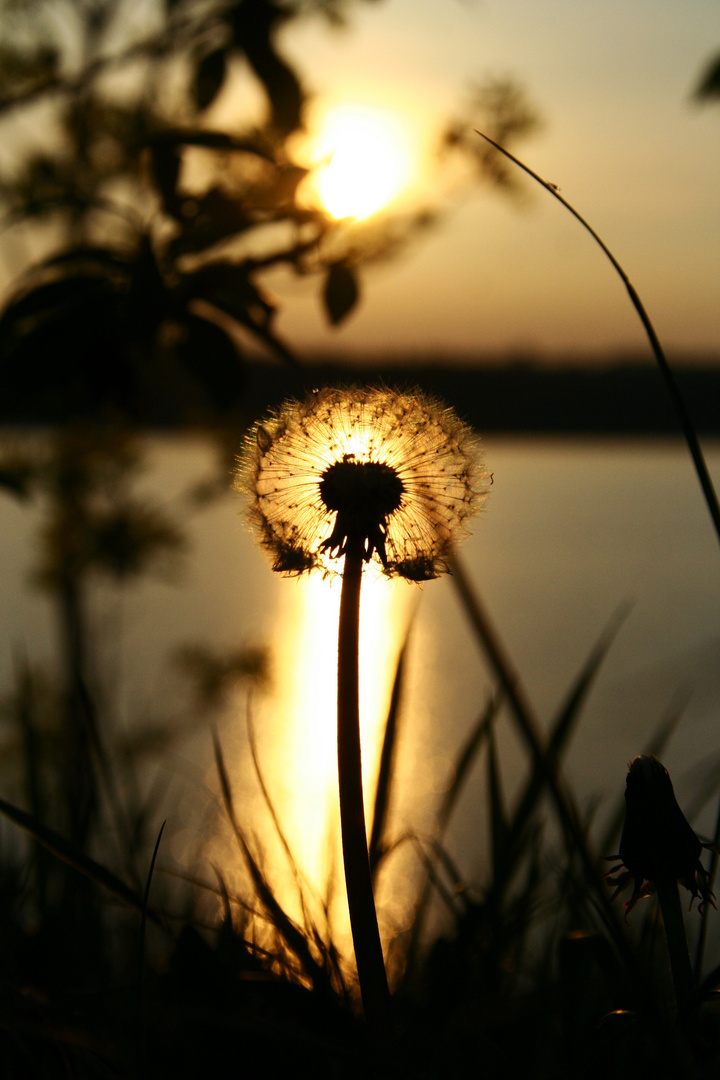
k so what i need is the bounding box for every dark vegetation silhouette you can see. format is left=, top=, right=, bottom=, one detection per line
left=0, top=0, right=540, bottom=426
left=0, top=4, right=719, bottom=1077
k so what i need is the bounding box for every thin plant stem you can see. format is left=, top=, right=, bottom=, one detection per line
left=475, top=129, right=720, bottom=550
left=694, top=799, right=720, bottom=980
left=337, top=542, right=393, bottom=1042
left=136, top=820, right=166, bottom=1079
left=656, top=878, right=696, bottom=1020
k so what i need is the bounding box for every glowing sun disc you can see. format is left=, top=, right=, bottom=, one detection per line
left=313, top=106, right=411, bottom=220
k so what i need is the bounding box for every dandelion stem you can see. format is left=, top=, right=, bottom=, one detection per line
left=657, top=878, right=696, bottom=1020
left=337, top=542, right=392, bottom=1041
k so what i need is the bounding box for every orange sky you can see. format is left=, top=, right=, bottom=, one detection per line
left=1, top=1, right=717, bottom=365
left=263, top=0, right=720, bottom=363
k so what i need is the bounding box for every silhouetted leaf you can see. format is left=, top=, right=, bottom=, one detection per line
left=695, top=53, right=720, bottom=101
left=178, top=264, right=293, bottom=362
left=182, top=262, right=274, bottom=327
left=445, top=78, right=542, bottom=195
left=194, top=47, right=228, bottom=112
left=0, top=239, right=172, bottom=419
left=231, top=0, right=304, bottom=134
left=0, top=273, right=117, bottom=336
left=0, top=268, right=139, bottom=418
left=323, top=261, right=359, bottom=326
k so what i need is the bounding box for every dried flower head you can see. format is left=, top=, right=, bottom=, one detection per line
left=605, top=754, right=716, bottom=919
left=236, top=386, right=489, bottom=580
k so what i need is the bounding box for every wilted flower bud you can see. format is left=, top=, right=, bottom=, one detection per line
left=605, top=754, right=715, bottom=919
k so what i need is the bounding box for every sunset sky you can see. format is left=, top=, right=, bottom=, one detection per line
left=1, top=0, right=717, bottom=367
left=264, top=0, right=719, bottom=364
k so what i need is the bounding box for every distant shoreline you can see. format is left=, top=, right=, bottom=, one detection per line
left=241, top=358, right=720, bottom=436
left=2, top=357, right=718, bottom=435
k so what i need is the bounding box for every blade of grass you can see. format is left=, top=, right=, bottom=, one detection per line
left=139, top=819, right=165, bottom=979
left=214, top=867, right=237, bottom=931
left=448, top=552, right=587, bottom=846
left=12, top=652, right=50, bottom=917
left=0, top=792, right=161, bottom=922
left=136, top=820, right=165, bottom=1079
left=505, top=603, right=630, bottom=871
left=69, top=655, right=142, bottom=890
left=410, top=835, right=472, bottom=919
left=401, top=693, right=499, bottom=979
left=160, top=865, right=263, bottom=921
left=487, top=726, right=509, bottom=882
left=437, top=692, right=501, bottom=837
left=244, top=707, right=343, bottom=987
left=475, top=129, right=720, bottom=548
left=244, top=697, right=316, bottom=936
left=695, top=783, right=720, bottom=981
left=369, top=634, right=409, bottom=879
left=548, top=604, right=630, bottom=766
left=447, top=553, right=634, bottom=962
left=212, top=731, right=332, bottom=991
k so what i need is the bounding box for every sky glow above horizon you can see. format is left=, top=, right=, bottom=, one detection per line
left=304, top=104, right=414, bottom=220
left=272, top=0, right=720, bottom=363
left=0, top=0, right=717, bottom=364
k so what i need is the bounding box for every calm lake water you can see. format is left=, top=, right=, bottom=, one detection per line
left=2, top=432, right=719, bottom=942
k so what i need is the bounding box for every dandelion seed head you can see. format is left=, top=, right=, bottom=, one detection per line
left=236, top=386, right=490, bottom=580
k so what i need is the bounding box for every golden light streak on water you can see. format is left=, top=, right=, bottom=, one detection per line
left=254, top=566, right=412, bottom=934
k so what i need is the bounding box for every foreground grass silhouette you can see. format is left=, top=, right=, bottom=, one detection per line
left=0, top=545, right=719, bottom=1078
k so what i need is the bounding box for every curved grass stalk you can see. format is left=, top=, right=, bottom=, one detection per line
left=475, top=130, right=720, bottom=549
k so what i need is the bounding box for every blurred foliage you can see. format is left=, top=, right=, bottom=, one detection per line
left=26, top=427, right=186, bottom=588
left=176, top=642, right=269, bottom=707
left=0, top=0, right=541, bottom=423
left=442, top=76, right=543, bottom=196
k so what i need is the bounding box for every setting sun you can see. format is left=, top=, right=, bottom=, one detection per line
left=306, top=105, right=413, bottom=220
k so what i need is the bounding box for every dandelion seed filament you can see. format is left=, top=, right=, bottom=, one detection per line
left=236, top=386, right=490, bottom=580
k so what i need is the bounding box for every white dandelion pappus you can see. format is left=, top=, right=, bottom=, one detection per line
left=236, top=386, right=490, bottom=580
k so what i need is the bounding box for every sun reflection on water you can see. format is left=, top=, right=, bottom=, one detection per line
left=254, top=566, right=412, bottom=932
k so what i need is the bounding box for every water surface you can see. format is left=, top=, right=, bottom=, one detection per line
left=1, top=433, right=718, bottom=941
